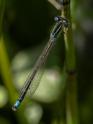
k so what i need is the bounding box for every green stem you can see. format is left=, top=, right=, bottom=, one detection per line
left=60, top=1, right=78, bottom=124
left=0, top=37, right=17, bottom=102
left=0, top=1, right=28, bottom=124
left=0, top=0, right=16, bottom=104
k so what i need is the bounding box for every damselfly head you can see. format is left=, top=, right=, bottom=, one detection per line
left=54, top=16, right=69, bottom=28
left=50, top=16, right=69, bottom=39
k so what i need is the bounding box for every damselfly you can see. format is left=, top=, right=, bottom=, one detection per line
left=12, top=16, right=69, bottom=111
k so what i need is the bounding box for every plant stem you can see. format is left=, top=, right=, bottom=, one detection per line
left=0, top=0, right=16, bottom=104
left=0, top=1, right=28, bottom=124
left=0, top=38, right=28, bottom=124
left=0, top=37, right=16, bottom=102
left=60, top=0, right=78, bottom=124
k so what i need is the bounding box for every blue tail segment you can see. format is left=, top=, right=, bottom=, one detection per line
left=12, top=100, right=21, bottom=111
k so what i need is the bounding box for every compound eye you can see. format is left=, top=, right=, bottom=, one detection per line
left=54, top=16, right=69, bottom=28
left=63, top=19, right=69, bottom=27
left=54, top=16, right=62, bottom=22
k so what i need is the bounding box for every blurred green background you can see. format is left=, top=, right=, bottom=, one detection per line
left=0, top=0, right=93, bottom=124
